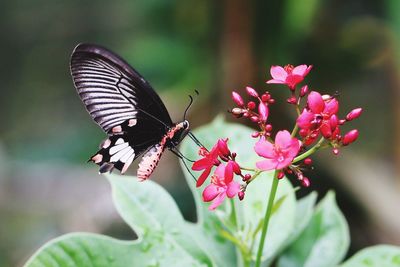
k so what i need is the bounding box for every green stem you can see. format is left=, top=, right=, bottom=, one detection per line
left=291, top=124, right=299, bottom=137
left=230, top=198, right=238, bottom=228
left=254, top=171, right=279, bottom=267
left=293, top=137, right=325, bottom=163
left=240, top=166, right=257, bottom=172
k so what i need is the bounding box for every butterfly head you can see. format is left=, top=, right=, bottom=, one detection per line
left=169, top=120, right=190, bottom=147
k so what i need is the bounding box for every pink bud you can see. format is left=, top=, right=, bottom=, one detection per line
left=304, top=158, right=312, bottom=165
left=265, top=124, right=273, bottom=132
left=342, top=129, right=359, bottom=146
left=247, top=101, right=256, bottom=110
left=299, top=129, right=308, bottom=137
left=277, top=172, right=285, bottom=179
left=261, top=93, right=270, bottom=102
left=250, top=116, right=259, bottom=122
left=232, top=91, right=244, bottom=106
left=330, top=115, right=338, bottom=130
left=217, top=139, right=230, bottom=156
left=300, top=85, right=309, bottom=97
left=332, top=148, right=339, bottom=155
left=287, top=96, right=297, bottom=104
left=243, top=112, right=250, bottom=117
left=246, top=86, right=259, bottom=97
left=243, top=174, right=251, bottom=181
left=258, top=102, right=268, bottom=122
left=338, top=119, right=346, bottom=125
left=251, top=131, right=260, bottom=138
left=238, top=191, right=245, bottom=201
left=268, top=98, right=275, bottom=104
left=346, top=108, right=363, bottom=121
left=301, top=177, right=310, bottom=187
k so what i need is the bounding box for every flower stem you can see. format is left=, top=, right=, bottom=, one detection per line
left=255, top=170, right=279, bottom=267
left=293, top=137, right=325, bottom=163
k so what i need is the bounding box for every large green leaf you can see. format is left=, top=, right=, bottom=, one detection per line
left=277, top=191, right=350, bottom=267
left=339, top=245, right=400, bottom=267
left=24, top=176, right=214, bottom=267
left=181, top=116, right=297, bottom=265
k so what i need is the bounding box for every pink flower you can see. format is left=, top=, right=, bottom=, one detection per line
left=297, top=91, right=339, bottom=143
left=254, top=130, right=300, bottom=170
left=267, top=64, right=312, bottom=90
left=192, top=144, right=220, bottom=187
left=202, top=163, right=241, bottom=210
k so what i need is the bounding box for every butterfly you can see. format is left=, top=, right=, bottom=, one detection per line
left=70, top=43, right=202, bottom=180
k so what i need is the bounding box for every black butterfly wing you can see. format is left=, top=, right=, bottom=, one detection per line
left=70, top=43, right=173, bottom=173
left=70, top=43, right=173, bottom=132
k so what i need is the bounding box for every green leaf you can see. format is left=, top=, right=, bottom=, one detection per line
left=284, top=192, right=318, bottom=245
left=180, top=116, right=297, bottom=265
left=24, top=176, right=214, bottom=267
left=277, top=191, right=350, bottom=267
left=24, top=233, right=205, bottom=267
left=339, top=245, right=400, bottom=267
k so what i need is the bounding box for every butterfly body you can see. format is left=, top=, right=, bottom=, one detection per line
left=70, top=43, right=190, bottom=178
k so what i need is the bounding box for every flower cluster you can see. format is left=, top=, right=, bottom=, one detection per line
left=231, top=87, right=274, bottom=137
left=192, top=64, right=362, bottom=210
left=192, top=139, right=245, bottom=210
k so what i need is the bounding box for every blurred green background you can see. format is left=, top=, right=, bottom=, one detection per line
left=1, top=0, right=400, bottom=266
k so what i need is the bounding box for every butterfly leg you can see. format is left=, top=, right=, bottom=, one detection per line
left=169, top=148, right=197, bottom=182
left=188, top=132, right=205, bottom=148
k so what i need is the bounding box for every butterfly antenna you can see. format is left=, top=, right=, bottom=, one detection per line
left=183, top=95, right=194, bottom=121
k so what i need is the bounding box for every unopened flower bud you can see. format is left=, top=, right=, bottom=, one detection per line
left=301, top=177, right=310, bottom=187
left=250, top=116, right=259, bottom=122
left=238, top=191, right=245, bottom=201
left=232, top=108, right=243, bottom=115
left=251, top=131, right=260, bottom=138
left=217, top=139, right=230, bottom=156
left=304, top=158, right=312, bottom=165
left=243, top=174, right=251, bottom=181
left=342, top=129, right=359, bottom=146
left=243, top=112, right=250, bottom=117
left=258, top=102, right=268, bottom=122
left=261, top=93, right=270, bottom=102
left=287, top=96, right=297, bottom=104
left=346, top=108, right=363, bottom=121
left=265, top=124, right=273, bottom=132
left=277, top=171, right=285, bottom=179
left=247, top=101, right=256, bottom=110
left=299, top=129, right=308, bottom=137
left=232, top=91, right=244, bottom=106
left=338, top=119, right=346, bottom=125
left=246, top=86, right=259, bottom=97
left=268, top=98, right=275, bottom=104
left=330, top=115, right=338, bottom=129
left=300, top=85, right=309, bottom=97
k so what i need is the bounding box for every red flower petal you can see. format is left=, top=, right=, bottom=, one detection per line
left=226, top=181, right=241, bottom=198
left=254, top=136, right=275, bottom=158
left=196, top=167, right=212, bottom=187
left=202, top=184, right=220, bottom=202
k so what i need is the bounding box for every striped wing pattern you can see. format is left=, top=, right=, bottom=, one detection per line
left=71, top=55, right=138, bottom=132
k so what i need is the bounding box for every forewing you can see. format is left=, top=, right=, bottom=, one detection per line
left=70, top=43, right=173, bottom=133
